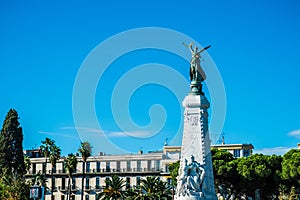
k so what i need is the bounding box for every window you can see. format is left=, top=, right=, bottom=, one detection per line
left=72, top=178, right=76, bottom=190
left=105, top=177, right=110, bottom=189
left=136, top=177, right=141, bottom=187
left=126, top=177, right=130, bottom=189
left=61, top=195, right=65, bottom=200
left=62, top=163, right=66, bottom=173
left=85, top=178, right=90, bottom=189
left=96, top=162, right=101, bottom=172
left=53, top=164, right=57, bottom=173
left=167, top=178, right=172, bottom=187
left=86, top=162, right=90, bottom=173
left=52, top=177, right=56, bottom=189
left=106, top=161, right=110, bottom=172
left=96, top=177, right=100, bottom=189
left=32, top=163, right=36, bottom=174
left=71, top=195, right=75, bottom=200
left=137, top=160, right=141, bottom=172
left=127, top=161, right=131, bottom=172
left=243, top=149, right=250, bottom=157
left=85, top=195, right=89, bottom=200
left=165, top=164, right=169, bottom=173
left=233, top=149, right=241, bottom=157
left=147, top=160, right=151, bottom=171
left=155, top=160, right=160, bottom=171
left=42, top=163, right=46, bottom=174
left=61, top=178, right=66, bottom=190
left=116, top=161, right=121, bottom=172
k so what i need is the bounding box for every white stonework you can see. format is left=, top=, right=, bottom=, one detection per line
left=175, top=94, right=217, bottom=200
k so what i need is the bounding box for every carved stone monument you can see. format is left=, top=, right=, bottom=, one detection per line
left=175, top=43, right=217, bottom=200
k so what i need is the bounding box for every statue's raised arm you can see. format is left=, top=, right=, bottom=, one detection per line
left=183, top=42, right=195, bottom=54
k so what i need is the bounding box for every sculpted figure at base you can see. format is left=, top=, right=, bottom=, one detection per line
left=176, top=155, right=205, bottom=197
left=183, top=42, right=211, bottom=82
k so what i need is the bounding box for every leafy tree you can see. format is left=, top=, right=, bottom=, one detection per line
left=24, top=155, right=31, bottom=174
left=65, top=153, right=78, bottom=200
left=168, top=161, right=179, bottom=199
left=237, top=154, right=282, bottom=199
left=78, top=141, right=92, bottom=200
left=0, top=109, right=26, bottom=178
left=168, top=161, right=179, bottom=186
left=96, top=175, right=126, bottom=200
left=212, top=149, right=240, bottom=199
left=49, top=144, right=61, bottom=200
left=0, top=178, right=9, bottom=199
left=288, top=186, right=298, bottom=200
left=281, top=149, right=300, bottom=188
left=0, top=171, right=30, bottom=200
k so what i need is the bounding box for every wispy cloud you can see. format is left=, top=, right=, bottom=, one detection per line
left=60, top=126, right=153, bottom=138
left=288, top=129, right=300, bottom=138
left=254, top=146, right=294, bottom=155
left=39, top=131, right=78, bottom=139
left=61, top=126, right=103, bottom=134
left=106, top=131, right=153, bottom=138
left=106, top=131, right=128, bottom=137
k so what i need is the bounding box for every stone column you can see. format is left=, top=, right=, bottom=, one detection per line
left=175, top=84, right=217, bottom=200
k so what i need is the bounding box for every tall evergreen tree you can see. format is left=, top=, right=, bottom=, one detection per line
left=0, top=109, right=26, bottom=178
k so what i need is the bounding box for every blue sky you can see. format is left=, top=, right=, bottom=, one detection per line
left=0, top=1, right=299, bottom=155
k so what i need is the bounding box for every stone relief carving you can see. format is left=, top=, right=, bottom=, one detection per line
left=186, top=115, right=200, bottom=126
left=176, top=155, right=205, bottom=197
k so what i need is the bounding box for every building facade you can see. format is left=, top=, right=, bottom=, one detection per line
left=211, top=143, right=254, bottom=158
left=24, top=144, right=253, bottom=200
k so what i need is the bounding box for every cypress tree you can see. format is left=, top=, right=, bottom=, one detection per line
left=0, top=109, right=26, bottom=178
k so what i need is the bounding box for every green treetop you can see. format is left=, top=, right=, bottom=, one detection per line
left=0, top=109, right=26, bottom=178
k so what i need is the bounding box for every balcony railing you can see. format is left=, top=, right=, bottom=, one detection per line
left=26, top=167, right=164, bottom=175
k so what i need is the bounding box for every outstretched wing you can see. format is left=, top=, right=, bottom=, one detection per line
left=199, top=45, right=211, bottom=53
left=204, top=45, right=211, bottom=50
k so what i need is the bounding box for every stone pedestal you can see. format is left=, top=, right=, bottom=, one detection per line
left=175, top=94, right=217, bottom=200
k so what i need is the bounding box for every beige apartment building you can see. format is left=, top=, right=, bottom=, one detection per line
left=24, top=144, right=253, bottom=200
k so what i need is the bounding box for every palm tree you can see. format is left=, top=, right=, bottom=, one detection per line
left=40, top=138, right=55, bottom=198
left=155, top=179, right=172, bottom=200
left=65, top=153, right=78, bottom=200
left=129, top=177, right=172, bottom=200
left=140, top=176, right=159, bottom=199
left=78, top=141, right=92, bottom=200
left=40, top=138, right=54, bottom=174
left=96, top=175, right=126, bottom=200
left=49, top=144, right=61, bottom=200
